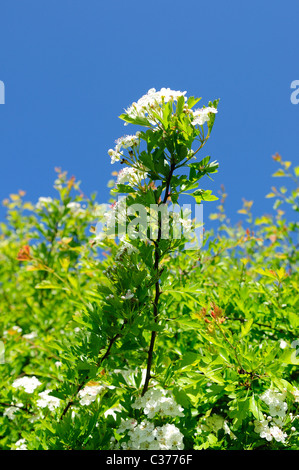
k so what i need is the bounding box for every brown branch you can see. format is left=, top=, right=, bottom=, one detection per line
left=141, top=162, right=176, bottom=396
left=60, top=325, right=125, bottom=420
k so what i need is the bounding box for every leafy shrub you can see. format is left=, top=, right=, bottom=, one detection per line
left=0, top=88, right=298, bottom=450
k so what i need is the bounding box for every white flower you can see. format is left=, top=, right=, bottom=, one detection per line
left=269, top=401, right=288, bottom=418
left=270, top=425, right=287, bottom=443
left=131, top=388, right=184, bottom=418
left=118, top=418, right=184, bottom=450
left=66, top=202, right=85, bottom=217
left=36, top=197, right=53, bottom=210
left=12, top=376, right=41, bottom=394
left=108, top=134, right=140, bottom=164
left=154, top=423, right=184, bottom=450
left=4, top=325, right=22, bottom=336
left=191, top=106, right=217, bottom=127
left=115, top=134, right=140, bottom=149
left=117, top=167, right=147, bottom=186
left=292, top=388, right=299, bottom=403
left=254, top=419, right=273, bottom=441
left=124, top=88, right=187, bottom=126
left=13, top=438, right=27, bottom=450
left=22, top=331, right=37, bottom=340
left=78, top=383, right=104, bottom=405
left=3, top=406, right=21, bottom=420
left=121, top=289, right=134, bottom=300
left=36, top=390, right=61, bottom=411
left=260, top=388, right=288, bottom=418
left=254, top=419, right=288, bottom=444
left=108, top=148, right=121, bottom=164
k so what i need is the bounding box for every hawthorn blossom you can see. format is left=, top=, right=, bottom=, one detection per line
left=78, top=383, right=105, bottom=405
left=36, top=197, right=53, bottom=210
left=117, top=166, right=147, bottom=186
left=131, top=388, right=184, bottom=418
left=121, top=289, right=134, bottom=300
left=254, top=418, right=288, bottom=444
left=13, top=438, right=27, bottom=450
left=190, top=106, right=218, bottom=127
left=3, top=405, right=22, bottom=420
left=12, top=376, right=41, bottom=394
left=124, top=87, right=187, bottom=126
left=260, top=388, right=288, bottom=418
left=36, top=390, right=61, bottom=411
left=108, top=133, right=140, bottom=164
left=117, top=419, right=184, bottom=450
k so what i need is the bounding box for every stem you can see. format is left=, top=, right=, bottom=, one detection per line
left=141, top=162, right=175, bottom=396
left=60, top=325, right=125, bottom=419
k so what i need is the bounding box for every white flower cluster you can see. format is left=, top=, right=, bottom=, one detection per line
left=3, top=404, right=23, bottom=420
left=260, top=389, right=288, bottom=418
left=108, top=133, right=140, bottom=164
left=66, top=201, right=85, bottom=218
left=131, top=388, right=184, bottom=419
left=36, top=196, right=53, bottom=210
left=36, top=390, right=61, bottom=411
left=254, top=418, right=287, bottom=443
left=95, top=198, right=127, bottom=242
left=253, top=388, right=289, bottom=444
left=12, top=376, right=41, bottom=394
left=292, top=387, right=299, bottom=402
left=116, top=419, right=184, bottom=450
left=78, top=383, right=105, bottom=406
left=117, top=166, right=148, bottom=186
left=121, top=289, right=134, bottom=300
left=190, top=106, right=218, bottom=127
left=124, top=87, right=187, bottom=126
left=13, top=438, right=28, bottom=450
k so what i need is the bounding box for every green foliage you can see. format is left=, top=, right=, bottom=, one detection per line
left=1, top=91, right=299, bottom=450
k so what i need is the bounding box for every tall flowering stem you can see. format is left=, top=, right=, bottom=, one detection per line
left=104, top=87, right=219, bottom=394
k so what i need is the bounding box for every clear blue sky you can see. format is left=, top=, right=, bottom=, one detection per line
left=0, top=0, right=298, bottom=226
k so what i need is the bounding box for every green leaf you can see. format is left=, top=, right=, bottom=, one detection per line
left=187, top=96, right=201, bottom=109
left=249, top=395, right=264, bottom=420
left=35, top=280, right=65, bottom=290
left=190, top=189, right=219, bottom=202
left=241, top=318, right=254, bottom=337
left=176, top=95, right=185, bottom=117
left=118, top=113, right=150, bottom=127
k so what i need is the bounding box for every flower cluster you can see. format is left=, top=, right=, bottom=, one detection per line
left=78, top=382, right=105, bottom=406
left=253, top=388, right=290, bottom=444
left=116, top=419, right=184, bottom=450
left=190, top=106, right=218, bottom=127
left=3, top=404, right=23, bottom=420
left=108, top=133, right=140, bottom=164
left=12, top=376, right=41, bottom=394
left=254, top=418, right=288, bottom=444
left=260, top=389, right=288, bottom=418
left=117, top=166, right=148, bottom=186
left=124, top=87, right=187, bottom=126
left=36, top=390, right=61, bottom=411
left=131, top=388, right=184, bottom=418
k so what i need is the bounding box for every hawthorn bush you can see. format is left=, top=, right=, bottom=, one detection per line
left=0, top=88, right=298, bottom=450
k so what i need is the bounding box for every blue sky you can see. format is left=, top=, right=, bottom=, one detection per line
left=0, top=0, right=298, bottom=226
